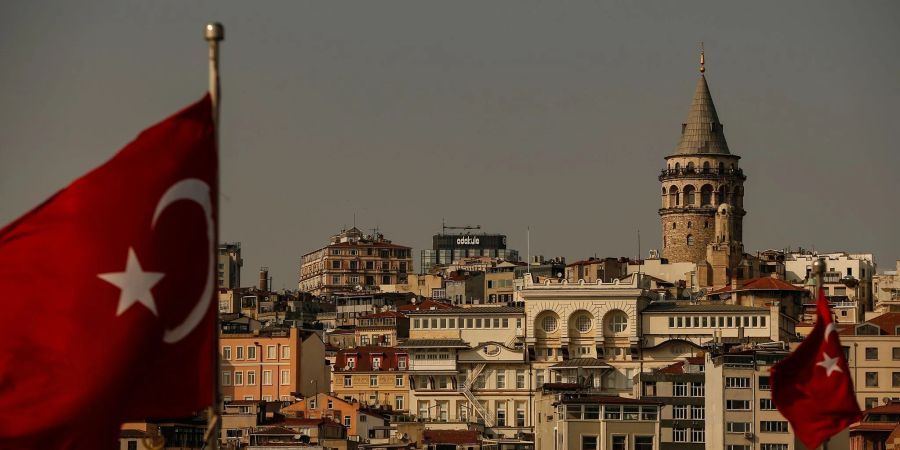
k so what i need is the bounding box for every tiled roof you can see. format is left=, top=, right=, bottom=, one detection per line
left=839, top=313, right=900, bottom=336
left=656, top=361, right=686, bottom=374
left=335, top=346, right=408, bottom=372
left=550, top=358, right=611, bottom=369
left=397, top=339, right=469, bottom=348
left=405, top=306, right=524, bottom=315
left=397, top=299, right=456, bottom=312
left=673, top=74, right=730, bottom=155
left=360, top=310, right=406, bottom=319
left=710, top=277, right=807, bottom=294
left=642, top=302, right=767, bottom=313
left=424, top=430, right=480, bottom=445
left=863, top=401, right=900, bottom=415
left=253, top=426, right=300, bottom=436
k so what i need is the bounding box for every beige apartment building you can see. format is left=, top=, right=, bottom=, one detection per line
left=545, top=395, right=661, bottom=450
left=705, top=349, right=801, bottom=450
left=220, top=327, right=327, bottom=402
left=838, top=312, right=900, bottom=410
left=873, top=260, right=900, bottom=313
left=298, top=227, right=413, bottom=296
left=637, top=357, right=706, bottom=450
left=566, top=257, right=629, bottom=284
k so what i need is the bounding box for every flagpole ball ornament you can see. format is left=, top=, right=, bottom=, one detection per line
left=205, top=22, right=224, bottom=41
left=812, top=257, right=827, bottom=278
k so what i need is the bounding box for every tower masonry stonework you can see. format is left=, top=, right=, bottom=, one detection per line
left=659, top=59, right=746, bottom=264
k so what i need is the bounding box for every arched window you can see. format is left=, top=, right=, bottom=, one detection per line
left=683, top=185, right=695, bottom=206
left=687, top=221, right=692, bottom=229
left=686, top=162, right=695, bottom=173
left=700, top=184, right=713, bottom=206
left=672, top=222, right=677, bottom=230
left=687, top=234, right=694, bottom=246
left=702, top=161, right=710, bottom=173
left=609, top=312, right=628, bottom=333
left=675, top=162, right=681, bottom=172
left=575, top=316, right=592, bottom=333
left=704, top=220, right=709, bottom=229
left=717, top=185, right=727, bottom=204
left=718, top=162, right=725, bottom=173
left=668, top=186, right=679, bottom=208
left=542, top=316, right=558, bottom=333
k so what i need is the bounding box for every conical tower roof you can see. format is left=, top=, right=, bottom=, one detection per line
left=674, top=74, right=730, bottom=155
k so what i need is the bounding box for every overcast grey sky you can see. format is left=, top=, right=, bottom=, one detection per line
left=2, top=1, right=898, bottom=288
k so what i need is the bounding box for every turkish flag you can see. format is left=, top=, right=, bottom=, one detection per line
left=0, top=96, right=217, bottom=449
left=771, top=287, right=862, bottom=449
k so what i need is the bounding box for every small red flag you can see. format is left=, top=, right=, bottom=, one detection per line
left=0, top=96, right=217, bottom=449
left=771, top=287, right=862, bottom=449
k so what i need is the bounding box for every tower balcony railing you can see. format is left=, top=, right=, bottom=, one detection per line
left=659, top=167, right=746, bottom=181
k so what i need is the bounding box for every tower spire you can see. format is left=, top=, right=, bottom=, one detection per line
left=699, top=42, right=705, bottom=73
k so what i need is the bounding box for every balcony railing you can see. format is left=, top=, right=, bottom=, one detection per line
left=659, top=167, right=746, bottom=181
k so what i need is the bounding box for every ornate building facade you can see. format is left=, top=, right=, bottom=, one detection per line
left=659, top=51, right=747, bottom=267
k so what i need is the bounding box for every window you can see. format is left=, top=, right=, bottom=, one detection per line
left=759, top=375, right=771, bottom=390
left=673, top=427, right=687, bottom=442
left=760, top=421, right=789, bottom=433
left=235, top=346, right=243, bottom=360
left=395, top=395, right=404, bottom=410
left=893, top=372, right=900, bottom=388
left=396, top=375, right=404, bottom=387
left=327, top=399, right=333, bottom=409
left=691, top=404, right=705, bottom=420
left=760, top=398, right=775, bottom=410
left=331, top=275, right=341, bottom=285
left=584, top=404, right=600, bottom=419
left=516, top=401, right=527, bottom=426
left=691, top=382, right=704, bottom=396
left=604, top=405, right=621, bottom=420
left=516, top=370, right=525, bottom=389
left=634, top=436, right=653, bottom=450
left=331, top=260, right=341, bottom=269
left=726, top=400, right=750, bottom=410
left=641, top=406, right=658, bottom=421
left=370, top=375, right=378, bottom=387
left=761, top=445, right=789, bottom=450
left=398, top=357, right=407, bottom=369
left=222, top=371, right=232, bottom=386
left=612, top=436, right=626, bottom=450
left=347, top=357, right=355, bottom=369
left=280, top=370, right=289, bottom=385
left=691, top=428, right=705, bottom=443
left=281, top=347, right=290, bottom=359
left=581, top=436, right=598, bottom=450
left=247, top=371, right=256, bottom=386
left=673, top=405, right=687, bottom=419
left=727, top=422, right=751, bottom=433
left=866, top=372, right=879, bottom=387
left=262, top=370, right=272, bottom=385
left=223, top=346, right=232, bottom=360
left=542, top=316, right=558, bottom=332
left=865, top=397, right=879, bottom=409
left=725, top=377, right=751, bottom=388
left=686, top=234, right=694, bottom=246
left=496, top=372, right=505, bottom=389
left=267, top=346, right=276, bottom=359
left=673, top=382, right=688, bottom=397
left=128, top=441, right=138, bottom=450
left=344, top=415, right=351, bottom=427
left=247, top=346, right=256, bottom=360
left=495, top=403, right=506, bottom=426
left=866, top=347, right=879, bottom=360
left=575, top=315, right=592, bottom=332
left=623, top=405, right=639, bottom=420
left=372, top=357, right=381, bottom=370
left=727, top=446, right=750, bottom=450
left=610, top=312, right=628, bottom=333
left=234, top=371, right=243, bottom=386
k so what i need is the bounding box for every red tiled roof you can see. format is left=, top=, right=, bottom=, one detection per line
left=850, top=422, right=898, bottom=432
left=839, top=313, right=900, bottom=336
left=864, top=401, right=900, bottom=415
left=335, top=347, right=408, bottom=372
left=360, top=310, right=407, bottom=319
left=253, top=426, right=299, bottom=436
left=424, top=430, right=480, bottom=445
left=656, top=362, right=686, bottom=374
left=710, top=277, right=807, bottom=294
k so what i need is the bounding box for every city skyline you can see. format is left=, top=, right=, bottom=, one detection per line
left=2, top=1, right=898, bottom=288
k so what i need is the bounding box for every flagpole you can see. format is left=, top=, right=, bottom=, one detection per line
left=204, top=21, right=224, bottom=450
left=812, top=256, right=828, bottom=450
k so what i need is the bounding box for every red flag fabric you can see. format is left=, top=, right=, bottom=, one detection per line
left=771, top=287, right=862, bottom=449
left=0, top=96, right=217, bottom=449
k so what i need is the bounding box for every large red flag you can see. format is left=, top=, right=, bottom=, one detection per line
left=0, top=96, right=217, bottom=449
left=771, top=287, right=862, bottom=449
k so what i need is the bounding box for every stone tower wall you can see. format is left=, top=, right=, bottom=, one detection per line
left=661, top=213, right=716, bottom=263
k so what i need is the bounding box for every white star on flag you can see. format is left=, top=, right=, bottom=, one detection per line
left=817, top=351, right=843, bottom=377
left=98, top=247, right=165, bottom=316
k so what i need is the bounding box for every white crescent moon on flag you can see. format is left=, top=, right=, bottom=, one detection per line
left=151, top=178, right=214, bottom=344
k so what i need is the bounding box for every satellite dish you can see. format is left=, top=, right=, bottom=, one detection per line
left=354, top=285, right=363, bottom=291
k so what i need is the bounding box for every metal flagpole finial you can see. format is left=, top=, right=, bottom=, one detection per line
left=699, top=42, right=705, bottom=73
left=205, top=22, right=224, bottom=42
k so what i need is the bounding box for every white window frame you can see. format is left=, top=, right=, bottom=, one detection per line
left=223, top=346, right=232, bottom=360
left=267, top=345, right=276, bottom=359
left=280, top=370, right=290, bottom=385
left=281, top=346, right=291, bottom=359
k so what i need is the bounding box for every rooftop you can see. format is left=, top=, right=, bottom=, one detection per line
left=397, top=338, right=469, bottom=348
left=405, top=306, right=524, bottom=315
left=424, top=430, right=481, bottom=445
left=672, top=73, right=731, bottom=156
left=642, top=302, right=768, bottom=313
left=710, top=277, right=807, bottom=294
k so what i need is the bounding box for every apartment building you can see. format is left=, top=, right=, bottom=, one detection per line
left=282, top=393, right=363, bottom=439
left=298, top=227, right=413, bottom=296
left=566, top=257, right=629, bottom=284
left=785, top=251, right=876, bottom=312
left=838, top=312, right=900, bottom=410
left=705, top=350, right=801, bottom=450
left=331, top=346, right=410, bottom=412
left=547, top=395, right=661, bottom=450
left=638, top=357, right=706, bottom=450
left=485, top=262, right=517, bottom=304
left=355, top=311, right=408, bottom=347
left=220, top=327, right=327, bottom=402
left=218, top=242, right=243, bottom=289
left=332, top=292, right=413, bottom=327
left=873, top=260, right=900, bottom=313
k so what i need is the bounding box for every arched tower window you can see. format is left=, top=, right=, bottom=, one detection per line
left=686, top=234, right=694, bottom=246
left=683, top=185, right=695, bottom=206
left=672, top=222, right=677, bottom=230
left=700, top=184, right=713, bottom=206
left=717, top=185, right=727, bottom=204
left=702, top=161, right=710, bottom=173
left=718, top=162, right=725, bottom=173
left=686, top=162, right=695, bottom=173
left=687, top=221, right=692, bottom=229
left=674, top=162, right=681, bottom=172
left=668, top=186, right=679, bottom=207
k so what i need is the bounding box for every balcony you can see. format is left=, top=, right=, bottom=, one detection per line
left=659, top=167, right=745, bottom=182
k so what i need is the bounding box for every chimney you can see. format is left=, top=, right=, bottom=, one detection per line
left=260, top=267, right=269, bottom=291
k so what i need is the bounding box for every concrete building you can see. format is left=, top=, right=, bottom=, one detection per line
left=355, top=311, right=408, bottom=347
left=638, top=357, right=706, bottom=450
left=837, top=313, right=900, bottom=410
left=785, top=251, right=876, bottom=313
left=848, top=401, right=900, bottom=450
left=445, top=271, right=486, bottom=306
left=566, top=257, right=629, bottom=284
left=545, top=395, right=661, bottom=450
left=705, top=349, right=801, bottom=450
left=220, top=327, right=327, bottom=403
left=378, top=273, right=445, bottom=299
left=331, top=346, right=410, bottom=412
left=332, top=292, right=413, bottom=327
left=421, top=231, right=519, bottom=274
left=218, top=242, right=243, bottom=289
left=873, top=260, right=900, bottom=314
left=299, top=227, right=413, bottom=296
left=658, top=53, right=746, bottom=266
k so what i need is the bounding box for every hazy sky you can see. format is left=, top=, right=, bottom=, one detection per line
left=2, top=1, right=898, bottom=289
